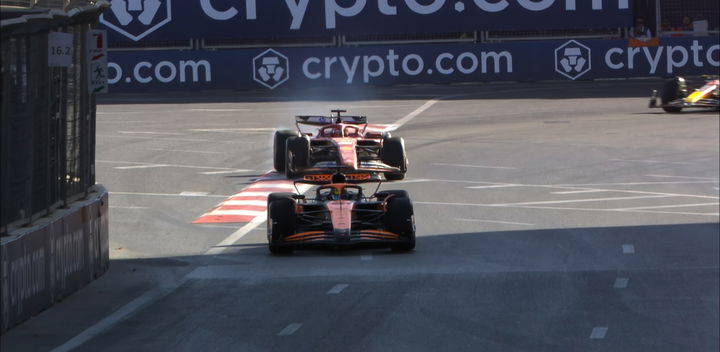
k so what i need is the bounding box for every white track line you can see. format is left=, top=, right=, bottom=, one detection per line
left=492, top=195, right=671, bottom=207
left=612, top=202, right=719, bottom=211
left=390, top=99, right=439, bottom=129
left=455, top=218, right=534, bottom=226
left=466, top=184, right=521, bottom=189
left=432, top=163, right=516, bottom=170
left=646, top=174, right=719, bottom=180
left=327, top=284, right=350, bottom=295
left=115, top=164, right=169, bottom=170
left=149, top=148, right=224, bottom=154
left=53, top=98, right=440, bottom=351
left=277, top=323, right=303, bottom=336
left=610, top=159, right=691, bottom=165
left=590, top=327, right=608, bottom=339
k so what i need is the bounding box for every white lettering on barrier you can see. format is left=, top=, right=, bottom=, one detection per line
left=54, top=229, right=85, bottom=290
left=301, top=49, right=513, bottom=83
left=8, top=248, right=46, bottom=315
left=404, top=0, right=445, bottom=15
left=325, top=0, right=366, bottom=29
left=378, top=0, right=396, bottom=15
left=473, top=0, right=508, bottom=12
left=603, top=41, right=719, bottom=75
left=200, top=0, right=256, bottom=20
left=517, top=0, right=554, bottom=11
left=286, top=0, right=310, bottom=29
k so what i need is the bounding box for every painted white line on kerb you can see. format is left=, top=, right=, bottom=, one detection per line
left=590, top=327, right=608, bottom=339
left=361, top=255, right=373, bottom=261
left=52, top=98, right=440, bottom=351
left=248, top=183, right=295, bottom=189
left=622, top=244, right=635, bottom=254
left=200, top=169, right=251, bottom=175
left=278, top=323, right=303, bottom=336
left=614, top=278, right=629, bottom=289
left=206, top=209, right=265, bottom=217
left=222, top=200, right=268, bottom=207
left=455, top=218, right=534, bottom=226
left=327, top=284, right=350, bottom=295
left=433, top=163, right=516, bottom=170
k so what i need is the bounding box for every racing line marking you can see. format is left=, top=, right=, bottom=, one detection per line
left=52, top=98, right=440, bottom=351
left=622, top=244, right=635, bottom=254
left=614, top=278, right=629, bottom=289
left=454, top=218, right=534, bottom=226
left=327, top=284, right=350, bottom=295
left=590, top=327, right=608, bottom=339
left=432, top=162, right=516, bottom=170
left=278, top=323, right=303, bottom=336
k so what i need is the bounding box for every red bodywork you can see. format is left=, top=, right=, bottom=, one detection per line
left=302, top=123, right=390, bottom=170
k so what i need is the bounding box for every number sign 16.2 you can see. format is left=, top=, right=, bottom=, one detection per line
left=48, top=32, right=73, bottom=67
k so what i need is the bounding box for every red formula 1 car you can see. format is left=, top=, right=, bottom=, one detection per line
left=266, top=173, right=415, bottom=254
left=649, top=76, right=719, bottom=113
left=273, top=109, right=407, bottom=180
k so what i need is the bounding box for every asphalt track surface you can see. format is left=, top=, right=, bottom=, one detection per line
left=2, top=80, right=718, bottom=352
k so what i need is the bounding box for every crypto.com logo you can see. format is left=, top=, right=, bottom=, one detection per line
left=100, top=0, right=171, bottom=42
left=253, top=49, right=290, bottom=89
left=554, top=40, right=591, bottom=80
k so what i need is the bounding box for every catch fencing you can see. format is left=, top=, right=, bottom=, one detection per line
left=1, top=7, right=101, bottom=234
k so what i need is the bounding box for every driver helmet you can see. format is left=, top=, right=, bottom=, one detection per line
left=331, top=187, right=341, bottom=200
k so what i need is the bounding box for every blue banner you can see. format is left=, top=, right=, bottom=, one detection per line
left=106, top=36, right=720, bottom=92
left=99, top=0, right=634, bottom=42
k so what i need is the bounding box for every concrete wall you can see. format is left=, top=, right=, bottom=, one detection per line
left=1, top=185, right=109, bottom=333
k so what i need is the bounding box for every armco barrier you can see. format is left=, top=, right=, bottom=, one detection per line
left=0, top=186, right=109, bottom=333
left=105, top=36, right=719, bottom=93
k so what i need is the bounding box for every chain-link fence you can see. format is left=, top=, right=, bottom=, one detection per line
left=1, top=2, right=104, bottom=235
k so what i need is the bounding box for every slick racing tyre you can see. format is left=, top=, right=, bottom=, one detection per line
left=268, top=195, right=296, bottom=254
left=385, top=196, right=415, bottom=252
left=661, top=77, right=687, bottom=113
left=381, top=136, right=407, bottom=180
left=285, top=136, right=310, bottom=179
left=274, top=130, right=298, bottom=172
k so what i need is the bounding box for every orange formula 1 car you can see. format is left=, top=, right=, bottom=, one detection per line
left=273, top=109, right=407, bottom=180
left=266, top=173, right=415, bottom=254
left=650, top=76, right=719, bottom=113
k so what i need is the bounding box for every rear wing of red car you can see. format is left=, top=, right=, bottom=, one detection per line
left=295, top=115, right=368, bottom=126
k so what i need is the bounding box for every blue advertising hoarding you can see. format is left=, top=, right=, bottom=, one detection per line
left=99, top=0, right=634, bottom=42
left=106, top=36, right=720, bottom=93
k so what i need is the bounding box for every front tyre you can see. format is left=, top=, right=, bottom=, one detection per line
left=268, top=196, right=296, bottom=254
left=385, top=197, right=415, bottom=252
left=661, top=77, right=687, bottom=113
left=381, top=136, right=407, bottom=180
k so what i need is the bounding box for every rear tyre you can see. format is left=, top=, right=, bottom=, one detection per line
left=381, top=137, right=407, bottom=180
left=661, top=77, right=687, bottom=113
left=267, top=196, right=296, bottom=254
left=274, top=130, right=298, bottom=172
left=385, top=197, right=415, bottom=252
left=286, top=136, right=310, bottom=179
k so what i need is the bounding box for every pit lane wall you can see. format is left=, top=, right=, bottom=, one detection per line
left=106, top=36, right=719, bottom=93
left=0, top=186, right=109, bottom=333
